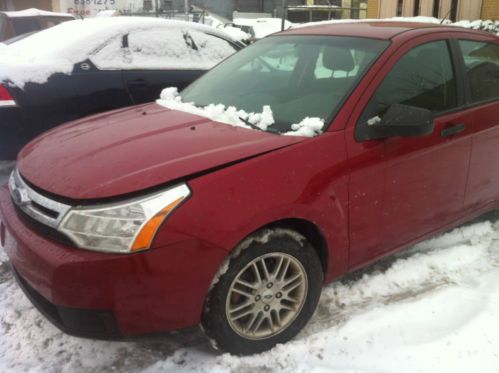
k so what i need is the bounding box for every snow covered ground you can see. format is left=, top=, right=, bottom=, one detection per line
left=1, top=164, right=499, bottom=372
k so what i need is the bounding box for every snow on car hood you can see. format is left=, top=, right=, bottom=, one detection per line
left=0, top=17, right=238, bottom=88
left=17, top=103, right=305, bottom=200
left=157, top=87, right=325, bottom=137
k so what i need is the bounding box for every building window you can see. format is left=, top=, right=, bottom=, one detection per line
left=413, top=0, right=420, bottom=16
left=397, top=0, right=403, bottom=16
left=143, top=0, right=152, bottom=11
left=433, top=0, right=440, bottom=18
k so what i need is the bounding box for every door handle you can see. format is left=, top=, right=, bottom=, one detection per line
left=441, top=123, right=465, bottom=137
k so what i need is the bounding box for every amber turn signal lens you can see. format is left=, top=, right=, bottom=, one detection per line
left=131, top=197, right=184, bottom=252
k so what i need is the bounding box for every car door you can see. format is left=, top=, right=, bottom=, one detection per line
left=345, top=37, right=473, bottom=267
left=18, top=35, right=133, bottom=138
left=123, top=27, right=239, bottom=104
left=455, top=37, right=499, bottom=211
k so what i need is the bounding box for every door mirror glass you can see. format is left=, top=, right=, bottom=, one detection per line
left=356, top=104, right=434, bottom=141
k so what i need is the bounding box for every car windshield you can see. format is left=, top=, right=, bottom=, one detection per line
left=181, top=35, right=389, bottom=134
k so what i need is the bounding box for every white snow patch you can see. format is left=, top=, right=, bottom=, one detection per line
left=157, top=87, right=324, bottom=137
left=284, top=117, right=325, bottom=137
left=233, top=18, right=293, bottom=39
left=3, top=8, right=73, bottom=18
left=367, top=115, right=382, bottom=126
left=203, top=16, right=251, bottom=42
left=95, top=9, right=120, bottom=18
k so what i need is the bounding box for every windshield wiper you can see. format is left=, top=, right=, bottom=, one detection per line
left=238, top=116, right=280, bottom=134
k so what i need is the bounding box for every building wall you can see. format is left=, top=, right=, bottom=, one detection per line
left=367, top=0, right=379, bottom=18
left=458, top=0, right=482, bottom=20
left=2, top=0, right=53, bottom=10
left=367, top=0, right=497, bottom=20
left=481, top=0, right=499, bottom=19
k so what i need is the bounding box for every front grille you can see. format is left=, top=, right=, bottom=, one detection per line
left=14, top=204, right=74, bottom=246
left=8, top=169, right=71, bottom=228
left=8, top=169, right=74, bottom=246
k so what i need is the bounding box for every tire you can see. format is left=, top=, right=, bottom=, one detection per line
left=201, top=228, right=323, bottom=355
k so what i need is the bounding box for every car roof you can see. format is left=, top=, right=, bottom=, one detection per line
left=281, top=21, right=491, bottom=40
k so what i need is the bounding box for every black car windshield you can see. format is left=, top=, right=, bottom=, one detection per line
left=181, top=35, right=389, bottom=135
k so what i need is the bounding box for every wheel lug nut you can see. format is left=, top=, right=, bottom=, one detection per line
left=267, top=282, right=273, bottom=288
left=255, top=295, right=261, bottom=301
left=264, top=305, right=270, bottom=311
left=276, top=292, right=282, bottom=299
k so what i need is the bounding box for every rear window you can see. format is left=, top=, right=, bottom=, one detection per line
left=11, top=17, right=40, bottom=35
left=458, top=40, right=499, bottom=103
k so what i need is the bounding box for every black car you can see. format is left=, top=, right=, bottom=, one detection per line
left=0, top=17, right=243, bottom=159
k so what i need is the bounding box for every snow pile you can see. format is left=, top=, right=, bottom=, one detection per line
left=0, top=17, right=239, bottom=88
left=294, top=16, right=499, bottom=35
left=285, top=117, right=325, bottom=137
left=95, top=9, right=120, bottom=18
left=233, top=18, right=293, bottom=39
left=2, top=214, right=498, bottom=371
left=453, top=19, right=499, bottom=34
left=219, top=26, right=251, bottom=42
left=2, top=8, right=73, bottom=18
left=203, top=16, right=251, bottom=42
left=157, top=87, right=324, bottom=137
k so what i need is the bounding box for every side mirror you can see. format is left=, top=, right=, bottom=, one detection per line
left=356, top=104, right=434, bottom=141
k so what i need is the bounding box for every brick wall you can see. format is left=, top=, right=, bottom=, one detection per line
left=367, top=0, right=379, bottom=18
left=481, top=0, right=499, bottom=20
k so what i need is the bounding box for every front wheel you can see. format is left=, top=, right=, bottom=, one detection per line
left=201, top=229, right=323, bottom=355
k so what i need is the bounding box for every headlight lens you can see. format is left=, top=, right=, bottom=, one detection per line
left=58, top=184, right=191, bottom=254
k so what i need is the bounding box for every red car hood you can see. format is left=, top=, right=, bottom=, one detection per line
left=17, top=104, right=304, bottom=200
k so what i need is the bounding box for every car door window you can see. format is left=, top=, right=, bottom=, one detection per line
left=359, top=40, right=457, bottom=125
left=127, top=28, right=235, bottom=70
left=188, top=30, right=238, bottom=63
left=90, top=36, right=126, bottom=70
left=458, top=40, right=499, bottom=103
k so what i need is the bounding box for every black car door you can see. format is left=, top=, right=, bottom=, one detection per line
left=17, top=36, right=134, bottom=139
left=122, top=27, right=239, bottom=104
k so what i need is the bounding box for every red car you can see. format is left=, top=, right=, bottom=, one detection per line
left=1, top=22, right=498, bottom=355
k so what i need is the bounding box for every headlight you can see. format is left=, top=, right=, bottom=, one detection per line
left=58, top=184, right=191, bottom=254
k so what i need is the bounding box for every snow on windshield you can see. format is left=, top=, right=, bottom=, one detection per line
left=156, top=87, right=325, bottom=137
left=0, top=17, right=237, bottom=88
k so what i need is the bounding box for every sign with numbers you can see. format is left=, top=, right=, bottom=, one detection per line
left=59, top=0, right=144, bottom=17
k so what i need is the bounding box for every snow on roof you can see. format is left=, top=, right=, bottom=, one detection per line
left=0, top=17, right=239, bottom=88
left=2, top=8, right=73, bottom=18
left=95, top=10, right=120, bottom=18
left=203, top=16, right=250, bottom=42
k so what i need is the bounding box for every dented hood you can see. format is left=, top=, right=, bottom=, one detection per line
left=17, top=103, right=304, bottom=200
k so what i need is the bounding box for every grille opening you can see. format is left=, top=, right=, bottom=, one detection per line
left=30, top=201, right=59, bottom=219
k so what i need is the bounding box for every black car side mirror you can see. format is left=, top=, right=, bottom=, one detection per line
left=356, top=104, right=434, bottom=141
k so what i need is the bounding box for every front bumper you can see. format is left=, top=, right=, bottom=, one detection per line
left=0, top=184, right=228, bottom=337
